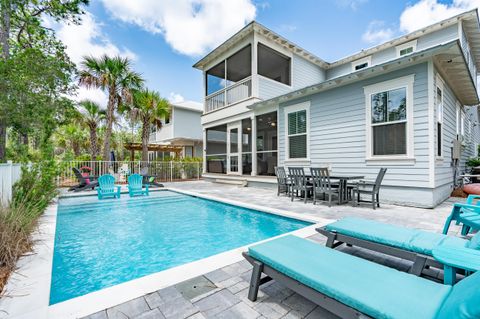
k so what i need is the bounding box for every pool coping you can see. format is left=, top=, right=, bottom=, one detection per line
left=0, top=187, right=333, bottom=319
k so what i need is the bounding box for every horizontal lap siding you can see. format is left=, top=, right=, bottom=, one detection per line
left=292, top=55, right=325, bottom=89
left=279, top=63, right=430, bottom=188
left=258, top=77, right=291, bottom=100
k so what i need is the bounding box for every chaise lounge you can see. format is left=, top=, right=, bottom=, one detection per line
left=316, top=217, right=480, bottom=279
left=243, top=235, right=480, bottom=319
left=68, top=167, right=98, bottom=192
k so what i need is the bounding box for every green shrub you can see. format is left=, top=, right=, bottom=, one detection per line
left=0, top=161, right=58, bottom=293
left=466, top=157, right=480, bottom=167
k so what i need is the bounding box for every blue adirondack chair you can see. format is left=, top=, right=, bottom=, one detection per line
left=443, top=194, right=480, bottom=235
left=128, top=173, right=149, bottom=197
left=97, top=174, right=121, bottom=199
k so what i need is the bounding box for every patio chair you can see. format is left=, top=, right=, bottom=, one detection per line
left=317, top=217, right=480, bottom=279
left=351, top=168, right=387, bottom=209
left=140, top=167, right=164, bottom=188
left=243, top=235, right=480, bottom=319
left=128, top=173, right=149, bottom=197
left=274, top=166, right=291, bottom=196
left=288, top=167, right=312, bottom=204
left=443, top=194, right=480, bottom=235
left=68, top=167, right=98, bottom=192
left=97, top=174, right=121, bottom=200
left=310, top=167, right=340, bottom=207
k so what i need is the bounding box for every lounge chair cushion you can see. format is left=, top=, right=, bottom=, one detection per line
left=249, top=235, right=451, bottom=319
left=465, top=232, right=480, bottom=250
left=325, top=217, right=467, bottom=255
left=435, top=271, right=480, bottom=319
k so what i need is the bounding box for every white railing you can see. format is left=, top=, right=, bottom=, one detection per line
left=57, top=161, right=202, bottom=187
left=0, top=161, right=22, bottom=206
left=205, top=76, right=252, bottom=113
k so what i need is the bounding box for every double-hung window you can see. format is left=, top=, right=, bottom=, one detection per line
left=285, top=102, right=309, bottom=160
left=364, top=75, right=414, bottom=160
left=436, top=76, right=444, bottom=157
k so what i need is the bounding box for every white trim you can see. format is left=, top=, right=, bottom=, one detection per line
left=351, top=56, right=371, bottom=72
left=284, top=101, right=310, bottom=162
left=396, top=40, right=418, bottom=57
left=435, top=74, right=445, bottom=159
left=227, top=122, right=242, bottom=175
left=364, top=74, right=415, bottom=161
left=427, top=61, right=435, bottom=187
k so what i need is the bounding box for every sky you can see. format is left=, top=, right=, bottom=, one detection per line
left=48, top=0, right=480, bottom=107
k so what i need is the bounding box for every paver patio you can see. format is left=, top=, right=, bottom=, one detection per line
left=82, top=181, right=466, bottom=319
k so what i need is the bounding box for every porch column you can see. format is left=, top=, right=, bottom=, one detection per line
left=202, top=129, right=207, bottom=174
left=251, top=115, right=257, bottom=176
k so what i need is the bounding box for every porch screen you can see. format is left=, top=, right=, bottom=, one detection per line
left=371, top=88, right=407, bottom=156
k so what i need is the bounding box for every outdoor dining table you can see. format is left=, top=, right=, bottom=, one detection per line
left=302, top=173, right=365, bottom=204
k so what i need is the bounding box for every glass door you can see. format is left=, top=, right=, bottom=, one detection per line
left=227, top=123, right=241, bottom=175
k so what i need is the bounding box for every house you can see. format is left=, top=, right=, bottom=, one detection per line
left=193, top=9, right=480, bottom=208
left=148, top=101, right=203, bottom=159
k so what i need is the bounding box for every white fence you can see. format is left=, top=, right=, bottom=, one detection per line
left=0, top=162, right=22, bottom=206
left=58, top=160, right=202, bottom=187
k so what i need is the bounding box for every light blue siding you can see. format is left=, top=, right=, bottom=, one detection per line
left=326, top=25, right=459, bottom=80
left=258, top=76, right=292, bottom=100
left=279, top=63, right=430, bottom=189
left=292, top=54, right=325, bottom=89
left=173, top=108, right=203, bottom=140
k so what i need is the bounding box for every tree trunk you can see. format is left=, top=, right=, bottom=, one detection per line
left=141, top=118, right=149, bottom=162
left=21, top=132, right=28, bottom=145
left=72, top=142, right=80, bottom=157
left=0, top=0, right=11, bottom=162
left=102, top=87, right=116, bottom=161
left=89, top=123, right=98, bottom=160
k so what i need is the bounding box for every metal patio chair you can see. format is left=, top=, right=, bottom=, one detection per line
left=288, top=167, right=312, bottom=204
left=310, top=167, right=340, bottom=207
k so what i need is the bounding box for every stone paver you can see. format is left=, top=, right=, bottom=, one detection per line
left=80, top=181, right=468, bottom=319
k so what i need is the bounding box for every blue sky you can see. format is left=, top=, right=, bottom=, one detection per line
left=52, top=0, right=479, bottom=106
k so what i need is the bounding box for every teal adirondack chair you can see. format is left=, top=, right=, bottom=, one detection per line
left=443, top=194, right=480, bottom=235
left=97, top=174, right=121, bottom=199
left=128, top=173, right=149, bottom=197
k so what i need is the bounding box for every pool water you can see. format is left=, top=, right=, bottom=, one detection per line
left=50, top=190, right=311, bottom=304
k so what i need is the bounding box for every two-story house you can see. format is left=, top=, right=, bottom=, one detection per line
left=148, top=101, right=203, bottom=159
left=193, top=9, right=480, bottom=207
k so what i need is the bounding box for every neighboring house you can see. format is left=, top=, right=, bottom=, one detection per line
left=193, top=10, right=480, bottom=208
left=149, top=101, right=203, bottom=159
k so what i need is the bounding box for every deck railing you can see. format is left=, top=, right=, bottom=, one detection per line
left=58, top=160, right=202, bottom=187
left=205, top=76, right=252, bottom=113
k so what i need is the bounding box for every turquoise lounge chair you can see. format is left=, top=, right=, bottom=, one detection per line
left=97, top=174, right=121, bottom=199
left=317, top=217, right=480, bottom=278
left=243, top=235, right=480, bottom=319
left=128, top=173, right=149, bottom=197
left=443, top=194, right=480, bottom=235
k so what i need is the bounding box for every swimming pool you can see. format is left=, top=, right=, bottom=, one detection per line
left=50, top=190, right=311, bottom=304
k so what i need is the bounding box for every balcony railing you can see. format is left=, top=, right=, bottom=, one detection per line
left=205, top=76, right=252, bottom=113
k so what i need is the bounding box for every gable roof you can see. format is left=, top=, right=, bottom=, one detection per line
left=193, top=9, right=480, bottom=71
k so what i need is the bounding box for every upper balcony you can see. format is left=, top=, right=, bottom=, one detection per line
left=204, top=42, right=294, bottom=114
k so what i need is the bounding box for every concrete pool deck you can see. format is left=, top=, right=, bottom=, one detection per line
left=0, top=180, right=467, bottom=319
left=80, top=181, right=466, bottom=319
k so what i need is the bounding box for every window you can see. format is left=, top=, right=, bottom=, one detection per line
left=364, top=75, right=414, bottom=160
left=165, top=114, right=170, bottom=125
left=352, top=56, right=371, bottom=72
left=205, top=45, right=252, bottom=96
left=256, top=111, right=277, bottom=175
left=258, top=43, right=291, bottom=85
left=285, top=102, right=309, bottom=160
left=396, top=40, right=417, bottom=57
left=436, top=76, right=444, bottom=157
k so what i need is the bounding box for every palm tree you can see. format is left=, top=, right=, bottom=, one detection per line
left=78, top=100, right=105, bottom=160
left=122, top=89, right=170, bottom=161
left=78, top=55, right=144, bottom=160
left=57, top=123, right=87, bottom=158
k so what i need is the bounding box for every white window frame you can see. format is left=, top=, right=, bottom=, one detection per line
left=284, top=101, right=310, bottom=162
left=436, top=75, right=444, bottom=159
left=461, top=110, right=465, bottom=137
left=352, top=56, right=372, bottom=72
left=364, top=74, right=415, bottom=163
left=396, top=40, right=417, bottom=57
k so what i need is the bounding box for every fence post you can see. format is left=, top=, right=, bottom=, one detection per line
left=198, top=162, right=200, bottom=180
left=170, top=161, right=173, bottom=182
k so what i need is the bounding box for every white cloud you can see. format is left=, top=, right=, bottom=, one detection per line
left=362, top=20, right=395, bottom=44
left=74, top=87, right=109, bottom=108
left=400, top=0, right=480, bottom=33
left=168, top=92, right=185, bottom=103
left=335, top=0, right=368, bottom=10
left=55, top=12, right=137, bottom=65
left=99, top=0, right=256, bottom=56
